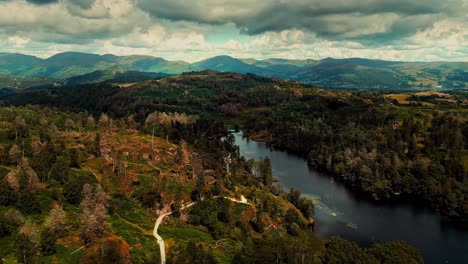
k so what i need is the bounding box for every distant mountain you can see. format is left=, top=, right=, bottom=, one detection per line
left=244, top=58, right=319, bottom=68
left=45, top=52, right=116, bottom=67
left=66, top=70, right=170, bottom=85
left=288, top=59, right=411, bottom=89
left=0, top=69, right=170, bottom=95
left=0, top=52, right=466, bottom=90
left=189, top=55, right=275, bottom=76
left=0, top=53, right=42, bottom=77
left=0, top=52, right=188, bottom=79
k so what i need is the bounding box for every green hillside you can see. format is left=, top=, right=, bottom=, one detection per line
left=3, top=71, right=467, bottom=223
left=0, top=52, right=466, bottom=90
left=0, top=92, right=424, bottom=263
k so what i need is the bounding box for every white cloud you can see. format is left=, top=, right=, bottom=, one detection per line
left=0, top=0, right=465, bottom=62
left=222, top=40, right=244, bottom=50
left=8, top=36, right=31, bottom=48
left=408, top=20, right=467, bottom=48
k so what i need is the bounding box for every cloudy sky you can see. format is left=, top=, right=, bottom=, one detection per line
left=0, top=0, right=467, bottom=62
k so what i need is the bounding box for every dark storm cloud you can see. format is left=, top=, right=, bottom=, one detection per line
left=26, top=0, right=58, bottom=4
left=138, top=0, right=465, bottom=42
left=68, top=0, right=95, bottom=9
left=24, top=0, right=93, bottom=8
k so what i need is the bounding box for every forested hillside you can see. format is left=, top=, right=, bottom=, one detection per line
left=0, top=105, right=423, bottom=263
left=4, top=71, right=466, bottom=224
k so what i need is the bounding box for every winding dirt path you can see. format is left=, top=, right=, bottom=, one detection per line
left=153, top=202, right=195, bottom=264
left=153, top=195, right=249, bottom=264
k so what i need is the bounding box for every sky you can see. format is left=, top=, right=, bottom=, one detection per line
left=0, top=0, right=467, bottom=62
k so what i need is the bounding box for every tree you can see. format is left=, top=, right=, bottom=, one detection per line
left=16, top=223, right=40, bottom=264
left=64, top=118, right=75, bottom=132
left=0, top=178, right=17, bottom=206
left=0, top=215, right=12, bottom=238
left=17, top=158, right=39, bottom=187
left=8, top=144, right=21, bottom=164
left=287, top=188, right=301, bottom=206
left=191, top=175, right=205, bottom=201
left=220, top=103, right=242, bottom=117
left=99, top=113, right=110, bottom=132
left=69, top=148, right=80, bottom=168
left=231, top=245, right=255, bottom=264
left=14, top=116, right=28, bottom=139
left=408, top=133, right=418, bottom=156
left=80, top=184, right=109, bottom=243
left=285, top=208, right=304, bottom=233
left=63, top=172, right=97, bottom=205
left=322, top=236, right=377, bottom=264
left=93, top=133, right=101, bottom=157
left=259, top=157, right=273, bottom=187
left=146, top=112, right=159, bottom=149
left=17, top=190, right=41, bottom=215
left=49, top=156, right=70, bottom=183
left=368, top=241, right=423, bottom=264
left=40, top=227, right=56, bottom=256
left=30, top=142, right=57, bottom=182
left=171, top=199, right=182, bottom=218
left=174, top=240, right=217, bottom=264
left=44, top=203, right=66, bottom=236
left=87, top=115, right=95, bottom=129
left=16, top=233, right=39, bottom=264
left=81, top=236, right=132, bottom=264
left=452, top=127, right=464, bottom=155
left=113, top=150, right=124, bottom=176
left=297, top=197, right=315, bottom=218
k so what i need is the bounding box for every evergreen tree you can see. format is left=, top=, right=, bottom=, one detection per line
left=93, top=133, right=101, bottom=157
left=259, top=157, right=273, bottom=187
left=40, top=227, right=56, bottom=256
left=15, top=233, right=39, bottom=264
left=0, top=178, right=17, bottom=206
left=69, top=148, right=80, bottom=168
left=49, top=156, right=70, bottom=184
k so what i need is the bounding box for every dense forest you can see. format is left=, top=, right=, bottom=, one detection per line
left=0, top=105, right=423, bottom=263
left=1, top=70, right=465, bottom=262
left=4, top=71, right=466, bottom=223
left=245, top=97, right=468, bottom=222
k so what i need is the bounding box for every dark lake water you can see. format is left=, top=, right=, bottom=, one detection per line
left=233, top=131, right=468, bottom=264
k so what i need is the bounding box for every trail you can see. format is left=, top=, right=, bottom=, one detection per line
left=153, top=202, right=195, bottom=264
left=153, top=195, right=249, bottom=264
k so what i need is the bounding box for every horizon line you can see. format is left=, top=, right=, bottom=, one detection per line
left=1, top=51, right=467, bottom=64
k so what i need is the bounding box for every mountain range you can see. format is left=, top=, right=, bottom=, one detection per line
left=0, top=52, right=466, bottom=91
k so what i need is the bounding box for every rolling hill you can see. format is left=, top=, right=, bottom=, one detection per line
left=189, top=55, right=275, bottom=76
left=0, top=52, right=466, bottom=90
left=0, top=74, right=62, bottom=94
left=65, top=70, right=170, bottom=85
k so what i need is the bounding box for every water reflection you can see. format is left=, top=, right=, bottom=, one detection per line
left=233, top=131, right=468, bottom=264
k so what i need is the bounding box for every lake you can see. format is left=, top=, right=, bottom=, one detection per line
left=233, top=131, right=468, bottom=264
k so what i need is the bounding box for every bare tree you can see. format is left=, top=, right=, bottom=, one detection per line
left=65, top=118, right=75, bottom=132
left=87, top=115, right=95, bottom=130
left=16, top=222, right=40, bottom=264
left=146, top=112, right=159, bottom=149
left=17, top=157, right=39, bottom=186
left=44, top=203, right=66, bottom=236
left=99, top=113, right=110, bottom=132
left=8, top=144, right=21, bottom=164
left=14, top=116, right=26, bottom=139
left=80, top=184, right=109, bottom=243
